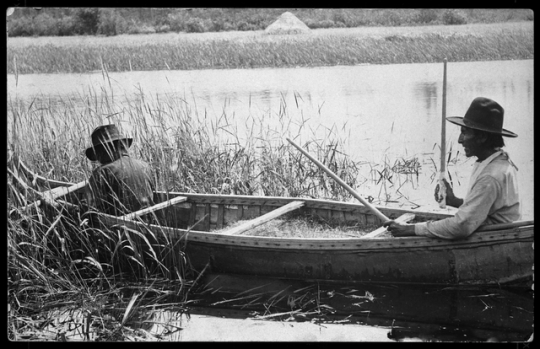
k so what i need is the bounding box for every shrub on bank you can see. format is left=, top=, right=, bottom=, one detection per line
left=8, top=12, right=64, bottom=37
left=383, top=10, right=406, bottom=26
left=185, top=17, right=209, bottom=33
left=57, top=16, right=78, bottom=36
left=97, top=8, right=129, bottom=36
left=309, top=19, right=336, bottom=29
left=33, top=12, right=61, bottom=36
left=7, top=16, right=31, bottom=36
left=166, top=12, right=185, bottom=32
left=156, top=24, right=171, bottom=33
left=75, top=8, right=100, bottom=35
left=442, top=9, right=467, bottom=25
left=415, top=9, right=439, bottom=24
left=332, top=10, right=352, bottom=27
left=128, top=24, right=157, bottom=35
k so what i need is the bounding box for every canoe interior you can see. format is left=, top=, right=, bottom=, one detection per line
left=50, top=187, right=453, bottom=233
left=11, top=159, right=533, bottom=237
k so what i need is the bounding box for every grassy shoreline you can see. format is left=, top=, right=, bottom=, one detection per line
left=7, top=22, right=533, bottom=74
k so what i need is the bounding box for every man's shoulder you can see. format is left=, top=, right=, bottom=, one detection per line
left=121, top=156, right=151, bottom=167
left=486, top=154, right=515, bottom=171
left=116, top=156, right=153, bottom=176
left=481, top=156, right=516, bottom=181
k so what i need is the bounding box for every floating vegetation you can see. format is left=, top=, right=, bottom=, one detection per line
left=392, top=156, right=421, bottom=176
left=214, top=218, right=382, bottom=238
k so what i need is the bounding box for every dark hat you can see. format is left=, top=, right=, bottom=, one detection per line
left=446, top=97, right=517, bottom=137
left=85, top=124, right=133, bottom=161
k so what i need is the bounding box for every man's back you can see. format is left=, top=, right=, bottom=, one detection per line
left=475, top=152, right=520, bottom=224
left=86, top=155, right=155, bottom=216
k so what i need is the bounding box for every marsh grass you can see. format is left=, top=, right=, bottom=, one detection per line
left=7, top=174, right=197, bottom=340
left=7, top=23, right=533, bottom=74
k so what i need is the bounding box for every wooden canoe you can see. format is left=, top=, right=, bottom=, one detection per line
left=11, top=160, right=534, bottom=287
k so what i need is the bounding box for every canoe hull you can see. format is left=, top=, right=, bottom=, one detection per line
left=183, top=228, right=533, bottom=286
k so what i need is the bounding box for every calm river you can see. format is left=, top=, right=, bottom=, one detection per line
left=8, top=59, right=534, bottom=219
left=8, top=59, right=533, bottom=341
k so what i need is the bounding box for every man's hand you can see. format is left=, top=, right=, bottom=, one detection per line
left=382, top=220, right=416, bottom=237
left=434, top=178, right=463, bottom=208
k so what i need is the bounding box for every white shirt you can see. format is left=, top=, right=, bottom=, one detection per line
left=415, top=150, right=520, bottom=240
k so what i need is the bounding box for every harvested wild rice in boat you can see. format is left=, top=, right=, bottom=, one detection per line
left=214, top=218, right=389, bottom=238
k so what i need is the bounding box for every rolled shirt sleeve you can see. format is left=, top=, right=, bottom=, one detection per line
left=415, top=175, right=500, bottom=240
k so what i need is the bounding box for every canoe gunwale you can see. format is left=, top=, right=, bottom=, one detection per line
left=99, top=213, right=533, bottom=251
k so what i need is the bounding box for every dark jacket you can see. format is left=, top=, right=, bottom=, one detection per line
left=85, top=155, right=155, bottom=216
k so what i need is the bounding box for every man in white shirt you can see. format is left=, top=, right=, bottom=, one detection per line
left=383, top=97, right=520, bottom=240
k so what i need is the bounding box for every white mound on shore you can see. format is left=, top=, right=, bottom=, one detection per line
left=265, top=12, right=311, bottom=35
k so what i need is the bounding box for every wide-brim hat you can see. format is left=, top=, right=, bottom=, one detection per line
left=446, top=97, right=517, bottom=138
left=85, top=124, right=133, bottom=161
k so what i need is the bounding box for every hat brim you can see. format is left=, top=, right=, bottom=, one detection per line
left=85, top=138, right=133, bottom=161
left=446, top=116, right=517, bottom=138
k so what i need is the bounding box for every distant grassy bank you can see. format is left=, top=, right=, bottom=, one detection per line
left=6, top=8, right=533, bottom=37
left=6, top=22, right=534, bottom=74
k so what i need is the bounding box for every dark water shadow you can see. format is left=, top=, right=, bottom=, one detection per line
left=188, top=273, right=533, bottom=342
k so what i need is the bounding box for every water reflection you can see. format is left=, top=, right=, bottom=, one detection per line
left=192, top=273, right=533, bottom=342
left=418, top=82, right=438, bottom=116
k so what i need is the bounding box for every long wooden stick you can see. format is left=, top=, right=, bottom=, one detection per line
left=25, top=181, right=87, bottom=210
left=221, top=200, right=305, bottom=235
left=438, top=58, right=448, bottom=209
left=8, top=167, right=86, bottom=209
left=118, top=195, right=188, bottom=221
left=15, top=157, right=69, bottom=189
left=286, top=138, right=390, bottom=223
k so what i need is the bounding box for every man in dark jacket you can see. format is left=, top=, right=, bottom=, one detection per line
left=84, top=124, right=155, bottom=216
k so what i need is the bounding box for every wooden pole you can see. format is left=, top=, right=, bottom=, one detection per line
left=438, top=59, right=448, bottom=209
left=11, top=175, right=88, bottom=210
left=286, top=138, right=390, bottom=223
left=118, top=195, right=188, bottom=221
